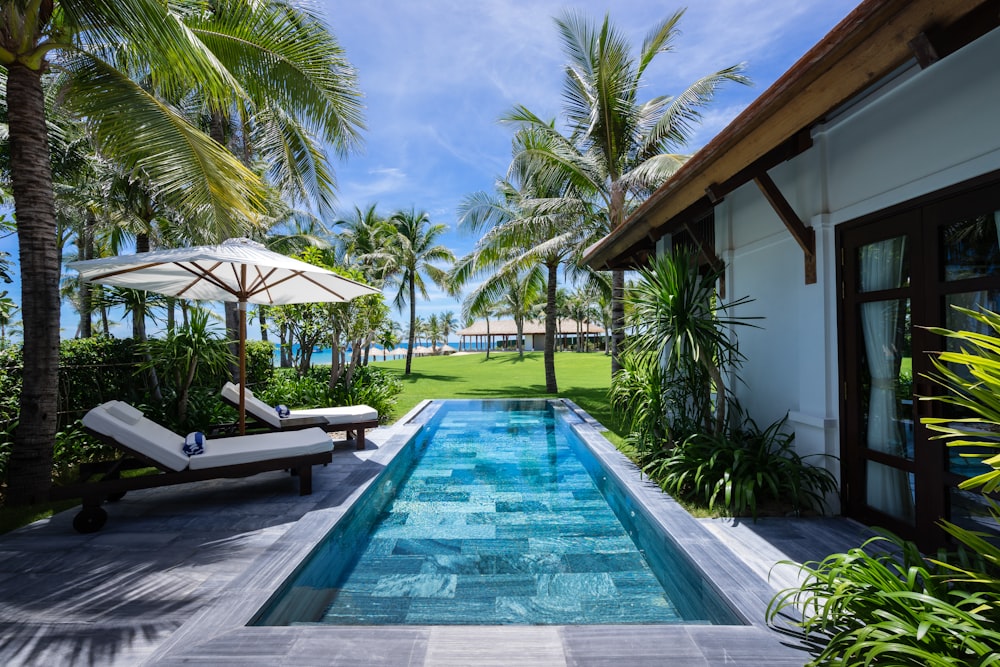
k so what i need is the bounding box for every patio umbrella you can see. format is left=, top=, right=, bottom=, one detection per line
left=69, top=238, right=379, bottom=434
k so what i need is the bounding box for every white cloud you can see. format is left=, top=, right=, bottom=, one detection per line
left=46, top=2, right=862, bottom=339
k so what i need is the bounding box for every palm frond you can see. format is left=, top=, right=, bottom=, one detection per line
left=62, top=50, right=268, bottom=237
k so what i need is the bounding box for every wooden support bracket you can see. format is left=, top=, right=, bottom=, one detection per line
left=908, top=31, right=940, bottom=69
left=754, top=172, right=817, bottom=284
left=682, top=221, right=726, bottom=299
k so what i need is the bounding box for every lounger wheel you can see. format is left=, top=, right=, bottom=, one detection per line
left=73, top=506, right=108, bottom=534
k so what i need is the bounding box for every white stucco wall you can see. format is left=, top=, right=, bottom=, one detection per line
left=705, top=26, right=1000, bottom=493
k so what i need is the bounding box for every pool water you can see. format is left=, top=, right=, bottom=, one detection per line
left=255, top=400, right=738, bottom=626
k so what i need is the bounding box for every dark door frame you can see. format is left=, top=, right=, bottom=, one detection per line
left=836, top=171, right=1000, bottom=549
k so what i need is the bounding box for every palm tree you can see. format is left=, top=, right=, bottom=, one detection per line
left=377, top=321, right=401, bottom=361
left=336, top=204, right=391, bottom=283
left=499, top=271, right=545, bottom=358
left=505, top=9, right=748, bottom=375
left=1, top=0, right=272, bottom=506
left=455, top=131, right=590, bottom=392
left=440, top=310, right=459, bottom=350
left=379, top=209, right=455, bottom=374
left=427, top=313, right=441, bottom=353
left=183, top=1, right=364, bottom=378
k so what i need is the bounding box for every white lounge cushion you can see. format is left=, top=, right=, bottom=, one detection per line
left=83, top=401, right=189, bottom=472
left=106, top=401, right=144, bottom=425
left=222, top=382, right=281, bottom=428
left=187, top=427, right=332, bottom=470
left=223, top=383, right=377, bottom=428
left=292, top=405, right=378, bottom=425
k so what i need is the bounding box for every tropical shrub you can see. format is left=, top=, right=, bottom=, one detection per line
left=620, top=247, right=757, bottom=437
left=257, top=364, right=401, bottom=422
left=256, top=367, right=332, bottom=408
left=58, top=336, right=142, bottom=425
left=51, top=421, right=118, bottom=484
left=646, top=413, right=837, bottom=517
left=767, top=305, right=1000, bottom=665
left=767, top=533, right=1000, bottom=667
left=139, top=309, right=233, bottom=424
left=608, top=351, right=668, bottom=458
left=329, top=365, right=402, bottom=422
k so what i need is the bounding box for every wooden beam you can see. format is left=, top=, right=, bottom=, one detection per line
left=584, top=0, right=997, bottom=270
left=682, top=222, right=726, bottom=298
left=754, top=173, right=817, bottom=284
left=705, top=183, right=725, bottom=204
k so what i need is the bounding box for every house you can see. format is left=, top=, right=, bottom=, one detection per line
left=457, top=318, right=605, bottom=352
left=584, top=0, right=1000, bottom=549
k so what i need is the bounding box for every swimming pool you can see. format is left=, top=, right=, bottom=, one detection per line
left=254, top=399, right=740, bottom=626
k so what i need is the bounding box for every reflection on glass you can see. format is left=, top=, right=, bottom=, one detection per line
left=949, top=444, right=994, bottom=479
left=950, top=487, right=1000, bottom=546
left=942, top=211, right=1000, bottom=282
left=858, top=236, right=909, bottom=292
left=946, top=291, right=1000, bottom=332
left=943, top=291, right=1000, bottom=475
left=866, top=461, right=915, bottom=524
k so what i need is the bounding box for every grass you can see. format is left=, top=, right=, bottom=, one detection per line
left=375, top=350, right=626, bottom=440
left=1, top=350, right=625, bottom=534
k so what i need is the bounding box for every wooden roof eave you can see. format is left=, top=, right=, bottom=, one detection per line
left=583, top=0, right=996, bottom=270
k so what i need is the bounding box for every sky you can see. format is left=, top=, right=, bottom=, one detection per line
left=3, top=0, right=860, bottom=341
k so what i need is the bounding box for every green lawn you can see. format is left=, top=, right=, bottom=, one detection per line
left=374, top=351, right=625, bottom=440
left=0, top=351, right=624, bottom=535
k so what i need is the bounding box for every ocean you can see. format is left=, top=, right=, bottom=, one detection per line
left=272, top=341, right=483, bottom=366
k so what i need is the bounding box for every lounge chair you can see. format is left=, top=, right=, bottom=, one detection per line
left=50, top=400, right=333, bottom=533
left=219, top=382, right=379, bottom=451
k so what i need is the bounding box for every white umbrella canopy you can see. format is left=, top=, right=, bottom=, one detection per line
left=69, top=238, right=380, bottom=433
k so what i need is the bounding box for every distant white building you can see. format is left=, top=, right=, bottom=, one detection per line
left=585, top=0, right=1000, bottom=549
left=457, top=319, right=605, bottom=352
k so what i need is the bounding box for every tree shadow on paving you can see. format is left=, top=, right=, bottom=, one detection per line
left=0, top=456, right=385, bottom=666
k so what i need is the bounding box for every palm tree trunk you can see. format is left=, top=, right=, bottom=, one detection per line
left=258, top=306, right=269, bottom=342
left=134, top=234, right=162, bottom=402
left=5, top=64, right=59, bottom=505
left=611, top=268, right=625, bottom=374
left=279, top=324, right=292, bottom=367
left=166, top=298, right=175, bottom=333
left=544, top=260, right=558, bottom=393
left=405, top=275, right=416, bottom=375
left=79, top=210, right=95, bottom=338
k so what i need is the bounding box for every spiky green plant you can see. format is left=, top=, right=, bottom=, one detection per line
left=767, top=533, right=1000, bottom=667
left=768, top=305, right=1000, bottom=665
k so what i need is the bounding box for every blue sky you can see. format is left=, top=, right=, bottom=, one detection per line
left=4, top=0, right=859, bottom=340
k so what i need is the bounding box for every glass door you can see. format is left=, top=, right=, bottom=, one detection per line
left=839, top=178, right=1000, bottom=548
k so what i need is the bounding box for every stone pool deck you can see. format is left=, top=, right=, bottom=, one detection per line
left=0, top=417, right=872, bottom=666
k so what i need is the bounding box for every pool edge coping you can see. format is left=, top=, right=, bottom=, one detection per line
left=146, top=399, right=811, bottom=665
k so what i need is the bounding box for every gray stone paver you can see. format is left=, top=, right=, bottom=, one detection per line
left=0, top=405, right=871, bottom=666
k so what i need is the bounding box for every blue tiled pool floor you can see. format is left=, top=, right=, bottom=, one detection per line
left=317, top=407, right=682, bottom=625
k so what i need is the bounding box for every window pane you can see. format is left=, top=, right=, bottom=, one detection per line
left=859, top=298, right=912, bottom=460
left=950, top=487, right=1000, bottom=546
left=866, top=461, right=915, bottom=524
left=858, top=236, right=909, bottom=292
left=943, top=292, right=1000, bottom=475
left=942, top=212, right=1000, bottom=281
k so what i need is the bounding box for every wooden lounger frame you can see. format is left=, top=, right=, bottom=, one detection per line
left=49, top=428, right=332, bottom=534
left=216, top=395, right=378, bottom=451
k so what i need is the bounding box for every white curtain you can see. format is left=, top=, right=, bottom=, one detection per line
left=860, top=236, right=915, bottom=522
